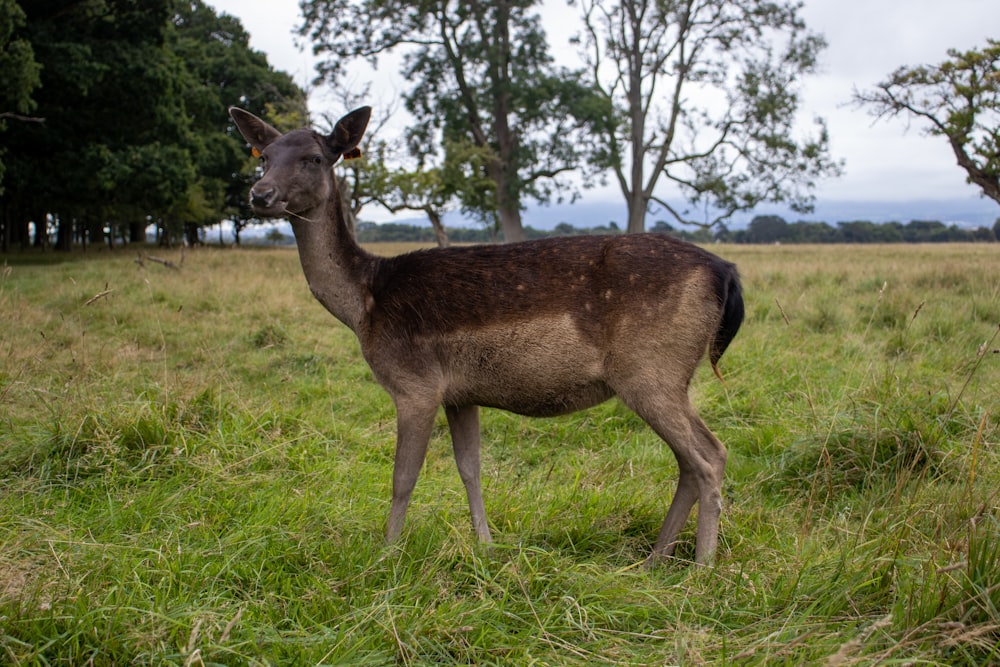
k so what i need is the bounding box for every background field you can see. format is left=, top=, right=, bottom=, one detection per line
left=1, top=242, right=998, bottom=665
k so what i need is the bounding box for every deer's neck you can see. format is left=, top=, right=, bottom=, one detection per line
left=288, top=189, right=376, bottom=333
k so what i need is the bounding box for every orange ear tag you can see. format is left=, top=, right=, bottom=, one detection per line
left=342, top=148, right=362, bottom=161
left=251, top=147, right=262, bottom=158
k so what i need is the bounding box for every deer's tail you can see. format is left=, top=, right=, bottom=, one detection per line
left=709, top=263, right=744, bottom=382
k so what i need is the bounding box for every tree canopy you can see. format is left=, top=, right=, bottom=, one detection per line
left=0, top=0, right=305, bottom=251
left=575, top=0, right=842, bottom=232
left=0, top=0, right=41, bottom=195
left=300, top=0, right=607, bottom=242
left=299, top=0, right=841, bottom=239
left=855, top=39, right=1000, bottom=207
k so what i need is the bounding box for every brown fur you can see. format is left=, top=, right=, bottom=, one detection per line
left=229, top=106, right=744, bottom=564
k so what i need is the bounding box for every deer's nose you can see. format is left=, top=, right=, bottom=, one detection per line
left=250, top=186, right=276, bottom=207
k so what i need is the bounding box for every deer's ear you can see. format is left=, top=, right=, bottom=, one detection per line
left=327, top=106, right=372, bottom=159
left=229, top=107, right=282, bottom=155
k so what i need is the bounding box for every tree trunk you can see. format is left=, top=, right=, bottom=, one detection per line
left=1, top=203, right=31, bottom=250
left=489, top=2, right=525, bottom=244
left=84, top=217, right=104, bottom=251
left=626, top=191, right=648, bottom=234
left=55, top=215, right=72, bottom=251
left=426, top=208, right=450, bottom=247
left=497, top=200, right=524, bottom=243
left=948, top=135, right=1000, bottom=206
left=184, top=223, right=201, bottom=247
left=488, top=154, right=525, bottom=242
left=157, top=222, right=171, bottom=247
left=32, top=210, right=47, bottom=249
left=0, top=202, right=9, bottom=253
left=627, top=73, right=646, bottom=234
left=129, top=221, right=146, bottom=243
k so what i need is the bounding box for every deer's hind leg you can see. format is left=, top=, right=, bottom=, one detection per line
left=619, top=384, right=727, bottom=565
left=445, top=404, right=491, bottom=542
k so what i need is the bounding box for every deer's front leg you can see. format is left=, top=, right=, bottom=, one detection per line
left=445, top=404, right=491, bottom=542
left=386, top=401, right=438, bottom=542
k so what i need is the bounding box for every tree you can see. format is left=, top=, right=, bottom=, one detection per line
left=746, top=215, right=788, bottom=243
left=0, top=0, right=305, bottom=251
left=361, top=127, right=508, bottom=247
left=0, top=0, right=41, bottom=199
left=855, top=40, right=1000, bottom=206
left=2, top=0, right=194, bottom=250
left=971, top=225, right=995, bottom=242
left=299, top=0, right=605, bottom=242
left=4, top=0, right=193, bottom=249
left=168, top=1, right=306, bottom=246
left=368, top=160, right=453, bottom=247
left=575, top=0, right=841, bottom=232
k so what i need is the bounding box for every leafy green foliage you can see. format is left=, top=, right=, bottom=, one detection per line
left=0, top=0, right=305, bottom=251
left=4, top=0, right=189, bottom=250
left=0, top=0, right=39, bottom=119
left=0, top=0, right=42, bottom=194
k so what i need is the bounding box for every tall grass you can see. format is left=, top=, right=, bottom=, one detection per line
left=1, top=242, right=998, bottom=665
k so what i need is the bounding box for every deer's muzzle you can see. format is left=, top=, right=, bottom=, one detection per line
left=250, top=185, right=277, bottom=209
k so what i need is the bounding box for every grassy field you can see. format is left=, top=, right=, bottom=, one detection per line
left=1, top=242, right=998, bottom=665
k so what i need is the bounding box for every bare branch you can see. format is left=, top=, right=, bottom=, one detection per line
left=0, top=112, right=45, bottom=124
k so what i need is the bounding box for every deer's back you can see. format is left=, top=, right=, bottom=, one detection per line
left=366, top=233, right=731, bottom=338
left=356, top=234, right=734, bottom=415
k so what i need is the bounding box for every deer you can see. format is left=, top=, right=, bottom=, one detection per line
left=229, top=105, right=744, bottom=565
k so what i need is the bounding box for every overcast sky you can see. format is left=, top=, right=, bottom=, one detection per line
left=209, top=0, right=999, bottom=223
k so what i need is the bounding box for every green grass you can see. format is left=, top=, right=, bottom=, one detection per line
left=1, top=242, right=998, bottom=665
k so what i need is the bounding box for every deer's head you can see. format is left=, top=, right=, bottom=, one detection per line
left=229, top=106, right=371, bottom=220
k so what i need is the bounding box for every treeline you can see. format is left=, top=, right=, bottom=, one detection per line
left=0, top=0, right=305, bottom=252
left=721, top=215, right=1000, bottom=243
left=354, top=221, right=632, bottom=244
left=354, top=216, right=1000, bottom=244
